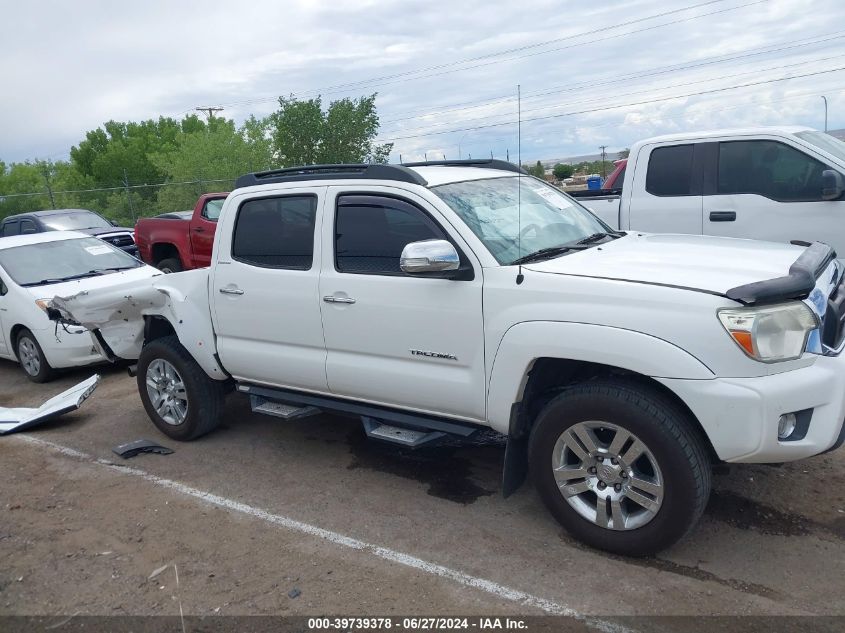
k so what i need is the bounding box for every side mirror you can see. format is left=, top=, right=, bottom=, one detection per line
left=400, top=239, right=460, bottom=277
left=110, top=219, right=119, bottom=226
left=822, top=169, right=845, bottom=201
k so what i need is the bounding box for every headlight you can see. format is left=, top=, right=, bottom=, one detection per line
left=718, top=302, right=818, bottom=362
left=35, top=299, right=50, bottom=312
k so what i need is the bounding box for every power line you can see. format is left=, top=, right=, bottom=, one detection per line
left=379, top=30, right=845, bottom=127
left=206, top=0, right=763, bottom=111
left=377, top=65, right=845, bottom=142
left=381, top=53, right=845, bottom=135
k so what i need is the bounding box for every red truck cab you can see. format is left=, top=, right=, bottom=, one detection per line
left=135, top=193, right=229, bottom=272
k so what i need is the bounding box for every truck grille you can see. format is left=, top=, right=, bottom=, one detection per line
left=101, top=234, right=135, bottom=248
left=822, top=272, right=845, bottom=351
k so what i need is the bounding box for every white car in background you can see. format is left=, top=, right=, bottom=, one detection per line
left=0, top=231, right=159, bottom=382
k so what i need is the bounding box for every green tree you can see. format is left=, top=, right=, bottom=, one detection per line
left=552, top=163, right=573, bottom=180
left=617, top=148, right=630, bottom=159
left=531, top=160, right=546, bottom=178
left=268, top=93, right=392, bottom=166
left=151, top=117, right=274, bottom=212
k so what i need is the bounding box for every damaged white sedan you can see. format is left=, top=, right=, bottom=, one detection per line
left=0, top=231, right=159, bottom=381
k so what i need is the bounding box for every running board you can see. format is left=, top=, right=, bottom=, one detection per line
left=362, top=416, right=446, bottom=448
left=249, top=395, right=321, bottom=420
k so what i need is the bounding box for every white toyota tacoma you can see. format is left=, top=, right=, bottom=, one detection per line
left=48, top=160, right=845, bottom=556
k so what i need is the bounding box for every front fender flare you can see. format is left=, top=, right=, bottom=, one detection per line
left=486, top=321, right=715, bottom=434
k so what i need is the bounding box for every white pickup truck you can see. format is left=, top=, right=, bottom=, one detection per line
left=49, top=160, right=845, bottom=556
left=575, top=127, right=845, bottom=256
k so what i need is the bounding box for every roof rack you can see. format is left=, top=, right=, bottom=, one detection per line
left=235, top=164, right=427, bottom=189
left=401, top=158, right=527, bottom=174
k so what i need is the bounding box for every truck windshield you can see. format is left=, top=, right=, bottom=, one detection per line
left=0, top=237, right=141, bottom=287
left=794, top=131, right=845, bottom=163
left=432, top=176, right=610, bottom=264
left=41, top=211, right=113, bottom=231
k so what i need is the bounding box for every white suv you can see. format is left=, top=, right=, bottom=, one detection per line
left=49, top=161, right=845, bottom=555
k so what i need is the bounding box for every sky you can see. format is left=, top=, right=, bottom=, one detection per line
left=1, top=0, right=844, bottom=167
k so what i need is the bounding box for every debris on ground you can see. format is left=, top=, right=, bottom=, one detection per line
left=148, top=564, right=169, bottom=580
left=287, top=588, right=301, bottom=599
left=113, top=439, right=174, bottom=459
left=0, top=375, right=99, bottom=435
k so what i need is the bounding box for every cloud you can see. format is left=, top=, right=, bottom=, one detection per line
left=1, top=0, right=843, bottom=165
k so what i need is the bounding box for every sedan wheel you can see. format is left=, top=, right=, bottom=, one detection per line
left=18, top=336, right=41, bottom=377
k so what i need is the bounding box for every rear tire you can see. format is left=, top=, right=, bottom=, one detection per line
left=137, top=335, right=224, bottom=440
left=157, top=257, right=183, bottom=274
left=528, top=380, right=711, bottom=556
left=16, top=329, right=55, bottom=383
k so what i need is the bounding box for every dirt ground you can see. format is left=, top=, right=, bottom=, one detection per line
left=1, top=360, right=844, bottom=622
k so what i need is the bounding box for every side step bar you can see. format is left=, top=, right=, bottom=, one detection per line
left=362, top=416, right=447, bottom=448
left=249, top=395, right=321, bottom=420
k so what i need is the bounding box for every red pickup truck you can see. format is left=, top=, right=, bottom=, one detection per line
left=135, top=193, right=229, bottom=272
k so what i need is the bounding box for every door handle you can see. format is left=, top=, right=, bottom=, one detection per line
left=219, top=287, right=244, bottom=296
left=323, top=295, right=356, bottom=304
left=709, top=211, right=736, bottom=222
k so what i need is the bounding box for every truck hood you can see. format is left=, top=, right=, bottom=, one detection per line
left=525, top=233, right=807, bottom=297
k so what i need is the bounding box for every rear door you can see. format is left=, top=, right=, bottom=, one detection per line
left=702, top=138, right=843, bottom=253
left=318, top=186, right=486, bottom=421
left=626, top=143, right=703, bottom=234
left=210, top=188, right=329, bottom=391
left=189, top=198, right=223, bottom=268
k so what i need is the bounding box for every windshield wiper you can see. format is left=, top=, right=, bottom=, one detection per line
left=575, top=231, right=622, bottom=245
left=20, top=271, right=105, bottom=287
left=89, top=266, right=138, bottom=273
left=511, top=245, right=586, bottom=265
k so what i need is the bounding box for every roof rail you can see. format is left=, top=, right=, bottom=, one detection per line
left=401, top=158, right=528, bottom=174
left=235, top=164, right=427, bottom=189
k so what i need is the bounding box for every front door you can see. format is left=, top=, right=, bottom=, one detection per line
left=211, top=190, right=328, bottom=391
left=703, top=139, right=843, bottom=255
left=318, top=187, right=486, bottom=422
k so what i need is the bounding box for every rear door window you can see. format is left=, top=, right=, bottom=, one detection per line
left=232, top=195, right=317, bottom=270
left=646, top=145, right=696, bottom=196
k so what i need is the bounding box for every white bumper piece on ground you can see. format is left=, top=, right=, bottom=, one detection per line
left=661, top=353, right=845, bottom=463
left=0, top=374, right=100, bottom=435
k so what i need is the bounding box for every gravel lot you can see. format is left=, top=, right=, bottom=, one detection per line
left=1, top=360, right=844, bottom=622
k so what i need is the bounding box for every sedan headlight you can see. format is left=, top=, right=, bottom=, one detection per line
left=718, top=302, right=818, bottom=362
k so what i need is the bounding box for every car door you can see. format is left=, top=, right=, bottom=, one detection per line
left=702, top=139, right=844, bottom=254
left=189, top=198, right=223, bottom=268
left=210, top=189, right=329, bottom=391
left=626, top=143, right=703, bottom=234
left=319, top=186, right=486, bottom=422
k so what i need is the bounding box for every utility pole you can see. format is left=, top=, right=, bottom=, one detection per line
left=123, top=168, right=136, bottom=222
left=821, top=96, right=829, bottom=132
left=40, top=162, right=56, bottom=209
left=599, top=145, right=608, bottom=179
left=196, top=106, right=223, bottom=121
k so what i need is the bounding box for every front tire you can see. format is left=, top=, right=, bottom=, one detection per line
left=16, top=329, right=55, bottom=383
left=137, top=336, right=224, bottom=440
left=528, top=380, right=711, bottom=556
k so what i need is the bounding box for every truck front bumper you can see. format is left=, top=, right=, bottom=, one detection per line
left=659, top=353, right=845, bottom=463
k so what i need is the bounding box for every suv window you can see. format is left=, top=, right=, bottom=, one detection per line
left=232, top=195, right=317, bottom=269
left=20, top=219, right=38, bottom=234
left=718, top=140, right=828, bottom=202
left=0, top=278, right=6, bottom=295
left=335, top=194, right=444, bottom=275
left=646, top=145, right=695, bottom=196
left=1, top=220, right=20, bottom=237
